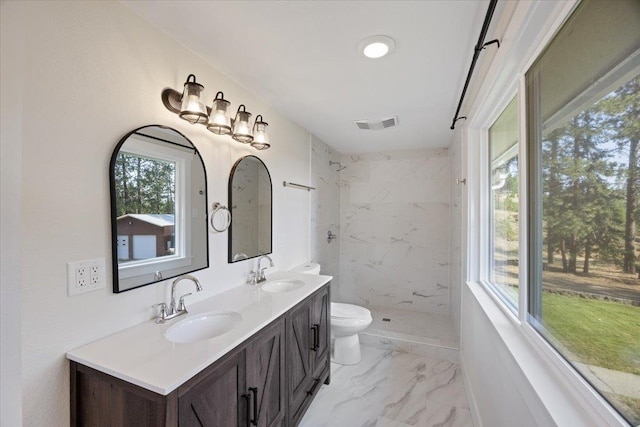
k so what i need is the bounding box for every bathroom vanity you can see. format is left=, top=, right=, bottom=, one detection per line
left=68, top=272, right=330, bottom=426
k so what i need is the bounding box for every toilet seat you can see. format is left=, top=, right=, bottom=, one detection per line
left=331, top=302, right=371, bottom=320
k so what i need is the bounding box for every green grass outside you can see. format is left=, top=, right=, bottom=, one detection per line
left=542, top=292, right=640, bottom=375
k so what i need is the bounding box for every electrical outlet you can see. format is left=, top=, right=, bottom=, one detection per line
left=76, top=267, right=88, bottom=288
left=90, top=264, right=100, bottom=285
left=68, top=258, right=106, bottom=296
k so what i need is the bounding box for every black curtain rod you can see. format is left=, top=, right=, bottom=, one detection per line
left=450, top=0, right=500, bottom=130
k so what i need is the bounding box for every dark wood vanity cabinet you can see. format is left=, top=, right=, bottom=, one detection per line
left=178, top=350, right=246, bottom=426
left=70, top=361, right=178, bottom=426
left=244, top=319, right=286, bottom=427
left=286, top=286, right=330, bottom=427
left=178, top=319, right=285, bottom=427
left=70, top=283, right=329, bottom=427
left=310, top=287, right=330, bottom=378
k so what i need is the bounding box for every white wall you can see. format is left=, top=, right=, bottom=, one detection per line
left=0, top=1, right=319, bottom=425
left=1, top=1, right=24, bottom=425
left=461, top=282, right=598, bottom=427
left=339, top=149, right=450, bottom=314
left=461, top=285, right=552, bottom=427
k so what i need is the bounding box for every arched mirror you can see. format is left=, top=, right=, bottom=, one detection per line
left=110, top=125, right=209, bottom=292
left=228, top=155, right=272, bottom=263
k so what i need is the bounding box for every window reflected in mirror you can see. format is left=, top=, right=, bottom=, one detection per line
left=114, top=152, right=177, bottom=263
left=110, top=125, right=208, bottom=293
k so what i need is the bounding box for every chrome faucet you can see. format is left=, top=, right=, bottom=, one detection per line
left=170, top=274, right=202, bottom=314
left=152, top=274, right=202, bottom=323
left=247, top=271, right=258, bottom=286
left=256, top=255, right=274, bottom=283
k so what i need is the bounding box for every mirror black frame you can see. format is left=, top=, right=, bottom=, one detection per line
left=227, top=155, right=273, bottom=263
left=109, top=125, right=209, bottom=293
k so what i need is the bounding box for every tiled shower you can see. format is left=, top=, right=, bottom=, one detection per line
left=310, top=139, right=458, bottom=355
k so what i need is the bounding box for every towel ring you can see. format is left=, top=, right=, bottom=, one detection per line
left=209, top=202, right=231, bottom=232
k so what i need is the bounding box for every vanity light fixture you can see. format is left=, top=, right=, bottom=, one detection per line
left=207, top=91, right=232, bottom=135
left=358, top=35, right=395, bottom=59
left=251, top=115, right=270, bottom=150
left=231, top=105, right=254, bottom=143
left=161, top=75, right=271, bottom=150
left=178, top=74, right=208, bottom=124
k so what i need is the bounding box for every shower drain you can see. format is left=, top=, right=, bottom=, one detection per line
left=382, top=318, right=391, bottom=322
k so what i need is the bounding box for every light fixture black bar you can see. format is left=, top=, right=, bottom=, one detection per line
left=450, top=0, right=500, bottom=130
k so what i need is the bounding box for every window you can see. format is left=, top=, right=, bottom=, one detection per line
left=115, top=152, right=177, bottom=263
left=113, top=134, right=194, bottom=280
left=526, top=0, right=640, bottom=424
left=489, top=96, right=519, bottom=311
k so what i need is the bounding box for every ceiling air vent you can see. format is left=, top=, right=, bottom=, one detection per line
left=354, top=116, right=398, bottom=130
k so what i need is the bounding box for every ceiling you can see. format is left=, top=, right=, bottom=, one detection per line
left=123, top=1, right=490, bottom=154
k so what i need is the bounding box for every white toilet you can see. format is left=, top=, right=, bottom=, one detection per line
left=330, top=302, right=372, bottom=365
left=291, top=263, right=372, bottom=365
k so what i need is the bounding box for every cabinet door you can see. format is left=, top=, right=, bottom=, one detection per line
left=286, top=300, right=312, bottom=425
left=71, top=361, right=177, bottom=427
left=245, top=319, right=285, bottom=427
left=310, top=287, right=329, bottom=378
left=178, top=351, right=246, bottom=427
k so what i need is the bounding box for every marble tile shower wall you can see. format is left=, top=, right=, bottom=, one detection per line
left=310, top=136, right=341, bottom=297
left=339, top=149, right=450, bottom=315
left=449, top=138, right=463, bottom=342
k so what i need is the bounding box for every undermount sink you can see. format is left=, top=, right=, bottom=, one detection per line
left=261, top=279, right=305, bottom=294
left=165, top=311, right=242, bottom=343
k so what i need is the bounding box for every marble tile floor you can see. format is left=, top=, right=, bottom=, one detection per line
left=300, top=346, right=473, bottom=427
left=365, top=306, right=458, bottom=349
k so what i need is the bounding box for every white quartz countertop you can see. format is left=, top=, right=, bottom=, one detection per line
left=67, top=271, right=332, bottom=395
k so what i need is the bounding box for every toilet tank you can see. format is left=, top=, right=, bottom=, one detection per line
left=290, top=262, right=321, bottom=275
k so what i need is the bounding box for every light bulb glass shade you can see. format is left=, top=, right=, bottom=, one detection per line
left=232, top=105, right=253, bottom=143
left=251, top=115, right=270, bottom=150
left=207, top=91, right=232, bottom=135
left=179, top=74, right=208, bottom=124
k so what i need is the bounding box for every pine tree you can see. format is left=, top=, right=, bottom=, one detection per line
left=600, top=75, right=640, bottom=274
left=542, top=105, right=621, bottom=275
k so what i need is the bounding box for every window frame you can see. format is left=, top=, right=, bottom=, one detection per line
left=475, top=88, right=523, bottom=325
left=115, top=136, right=194, bottom=280
left=464, top=0, right=634, bottom=425
left=524, top=5, right=640, bottom=423
left=487, top=96, right=520, bottom=314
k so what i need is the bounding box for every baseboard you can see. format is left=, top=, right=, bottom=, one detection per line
left=459, top=350, right=483, bottom=427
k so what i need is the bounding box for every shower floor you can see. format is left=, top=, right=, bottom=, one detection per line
left=363, top=306, right=458, bottom=350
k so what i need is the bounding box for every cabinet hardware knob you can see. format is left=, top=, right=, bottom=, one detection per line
left=310, top=325, right=319, bottom=351
left=242, top=393, right=252, bottom=427
left=249, top=387, right=258, bottom=426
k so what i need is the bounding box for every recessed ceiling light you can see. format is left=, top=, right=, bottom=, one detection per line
left=358, top=35, right=395, bottom=59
